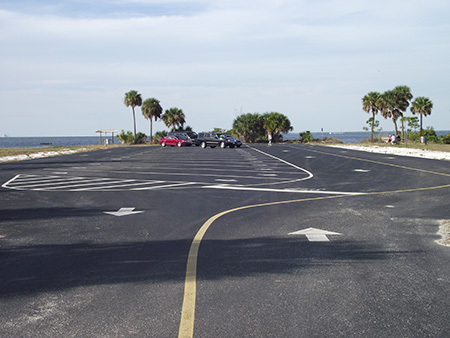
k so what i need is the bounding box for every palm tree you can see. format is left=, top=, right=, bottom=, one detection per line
left=232, top=113, right=264, bottom=143
left=124, top=90, right=142, bottom=143
left=162, top=107, right=186, bottom=131
left=262, top=112, right=293, bottom=142
left=393, top=86, right=413, bottom=138
left=411, top=97, right=433, bottom=138
left=141, top=98, right=163, bottom=143
left=379, top=90, right=402, bottom=136
left=362, top=91, right=381, bottom=143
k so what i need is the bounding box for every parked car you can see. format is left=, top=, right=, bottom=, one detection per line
left=218, top=134, right=242, bottom=148
left=231, top=136, right=242, bottom=147
left=198, top=132, right=233, bottom=148
left=159, top=135, right=192, bottom=147
left=168, top=131, right=199, bottom=146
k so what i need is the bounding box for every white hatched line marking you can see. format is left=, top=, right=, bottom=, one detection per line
left=2, top=174, right=194, bottom=192
left=7, top=174, right=60, bottom=182
left=9, top=177, right=90, bottom=187
left=1, top=175, right=21, bottom=189
left=10, top=177, right=113, bottom=189
left=202, top=185, right=361, bottom=195
left=38, top=179, right=136, bottom=190
left=132, top=182, right=197, bottom=190
left=72, top=181, right=164, bottom=191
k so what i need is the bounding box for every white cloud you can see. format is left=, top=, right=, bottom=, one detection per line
left=1, top=1, right=449, bottom=135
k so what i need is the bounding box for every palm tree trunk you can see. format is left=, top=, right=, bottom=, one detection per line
left=132, top=106, right=137, bottom=144
left=150, top=120, right=153, bottom=144
left=419, top=114, right=423, bottom=138
left=371, top=112, right=375, bottom=143
left=393, top=118, right=399, bottom=136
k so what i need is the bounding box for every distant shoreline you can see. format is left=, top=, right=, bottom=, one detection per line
left=1, top=130, right=449, bottom=148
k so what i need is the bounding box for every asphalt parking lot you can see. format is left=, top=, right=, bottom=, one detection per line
left=1, top=144, right=449, bottom=337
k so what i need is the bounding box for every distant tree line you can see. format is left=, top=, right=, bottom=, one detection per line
left=362, top=86, right=433, bottom=143
left=122, top=90, right=293, bottom=145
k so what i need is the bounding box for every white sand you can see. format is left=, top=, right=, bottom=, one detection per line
left=327, top=145, right=450, bottom=161
left=0, top=149, right=82, bottom=162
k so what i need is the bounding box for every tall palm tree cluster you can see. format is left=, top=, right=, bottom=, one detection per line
left=232, top=112, right=293, bottom=143
left=123, top=90, right=186, bottom=143
left=362, top=86, right=433, bottom=143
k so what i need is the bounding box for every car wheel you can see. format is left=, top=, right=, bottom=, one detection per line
left=177, top=141, right=182, bottom=147
left=201, top=142, right=207, bottom=148
left=161, top=142, right=166, bottom=147
left=220, top=142, right=226, bottom=148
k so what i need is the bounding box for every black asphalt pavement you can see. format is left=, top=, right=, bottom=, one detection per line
left=1, top=144, right=449, bottom=337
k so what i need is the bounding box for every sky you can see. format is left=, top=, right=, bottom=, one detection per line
left=1, top=0, right=449, bottom=136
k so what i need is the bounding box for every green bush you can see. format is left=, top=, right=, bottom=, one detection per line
left=407, top=127, right=439, bottom=143
left=299, top=131, right=313, bottom=143
left=441, top=133, right=450, bottom=144
left=117, top=130, right=147, bottom=144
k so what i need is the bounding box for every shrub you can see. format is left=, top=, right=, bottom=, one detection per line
left=117, top=130, right=147, bottom=144
left=441, top=134, right=450, bottom=144
left=299, top=131, right=313, bottom=143
left=135, top=132, right=147, bottom=144
left=407, top=127, right=439, bottom=143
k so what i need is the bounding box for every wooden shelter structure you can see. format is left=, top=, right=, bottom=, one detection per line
left=96, top=129, right=117, bottom=145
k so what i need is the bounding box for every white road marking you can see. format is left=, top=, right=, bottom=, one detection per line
left=34, top=179, right=137, bottom=190
left=104, top=207, right=144, bottom=217
left=72, top=181, right=164, bottom=191
left=248, top=146, right=314, bottom=180
left=132, top=182, right=197, bottom=190
left=353, top=169, right=371, bottom=172
left=289, top=227, right=342, bottom=242
left=202, top=185, right=360, bottom=195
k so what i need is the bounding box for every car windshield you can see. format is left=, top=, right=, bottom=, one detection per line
left=186, top=132, right=197, bottom=138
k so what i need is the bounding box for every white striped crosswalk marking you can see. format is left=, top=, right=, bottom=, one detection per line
left=1, top=174, right=360, bottom=196
left=1, top=174, right=183, bottom=192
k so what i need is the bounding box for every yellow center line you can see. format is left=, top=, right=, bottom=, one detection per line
left=178, top=146, right=450, bottom=337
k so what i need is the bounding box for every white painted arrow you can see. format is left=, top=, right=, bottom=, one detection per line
left=289, top=227, right=342, bottom=242
left=104, top=207, right=144, bottom=217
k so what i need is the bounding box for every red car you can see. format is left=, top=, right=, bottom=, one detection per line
left=159, top=135, right=192, bottom=147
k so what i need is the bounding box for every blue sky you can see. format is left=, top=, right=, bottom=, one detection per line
left=1, top=0, right=449, bottom=136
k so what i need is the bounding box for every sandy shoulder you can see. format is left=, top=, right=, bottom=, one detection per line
left=326, top=144, right=450, bottom=161
left=0, top=149, right=83, bottom=162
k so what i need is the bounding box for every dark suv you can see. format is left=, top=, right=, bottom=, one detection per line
left=197, top=132, right=233, bottom=148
